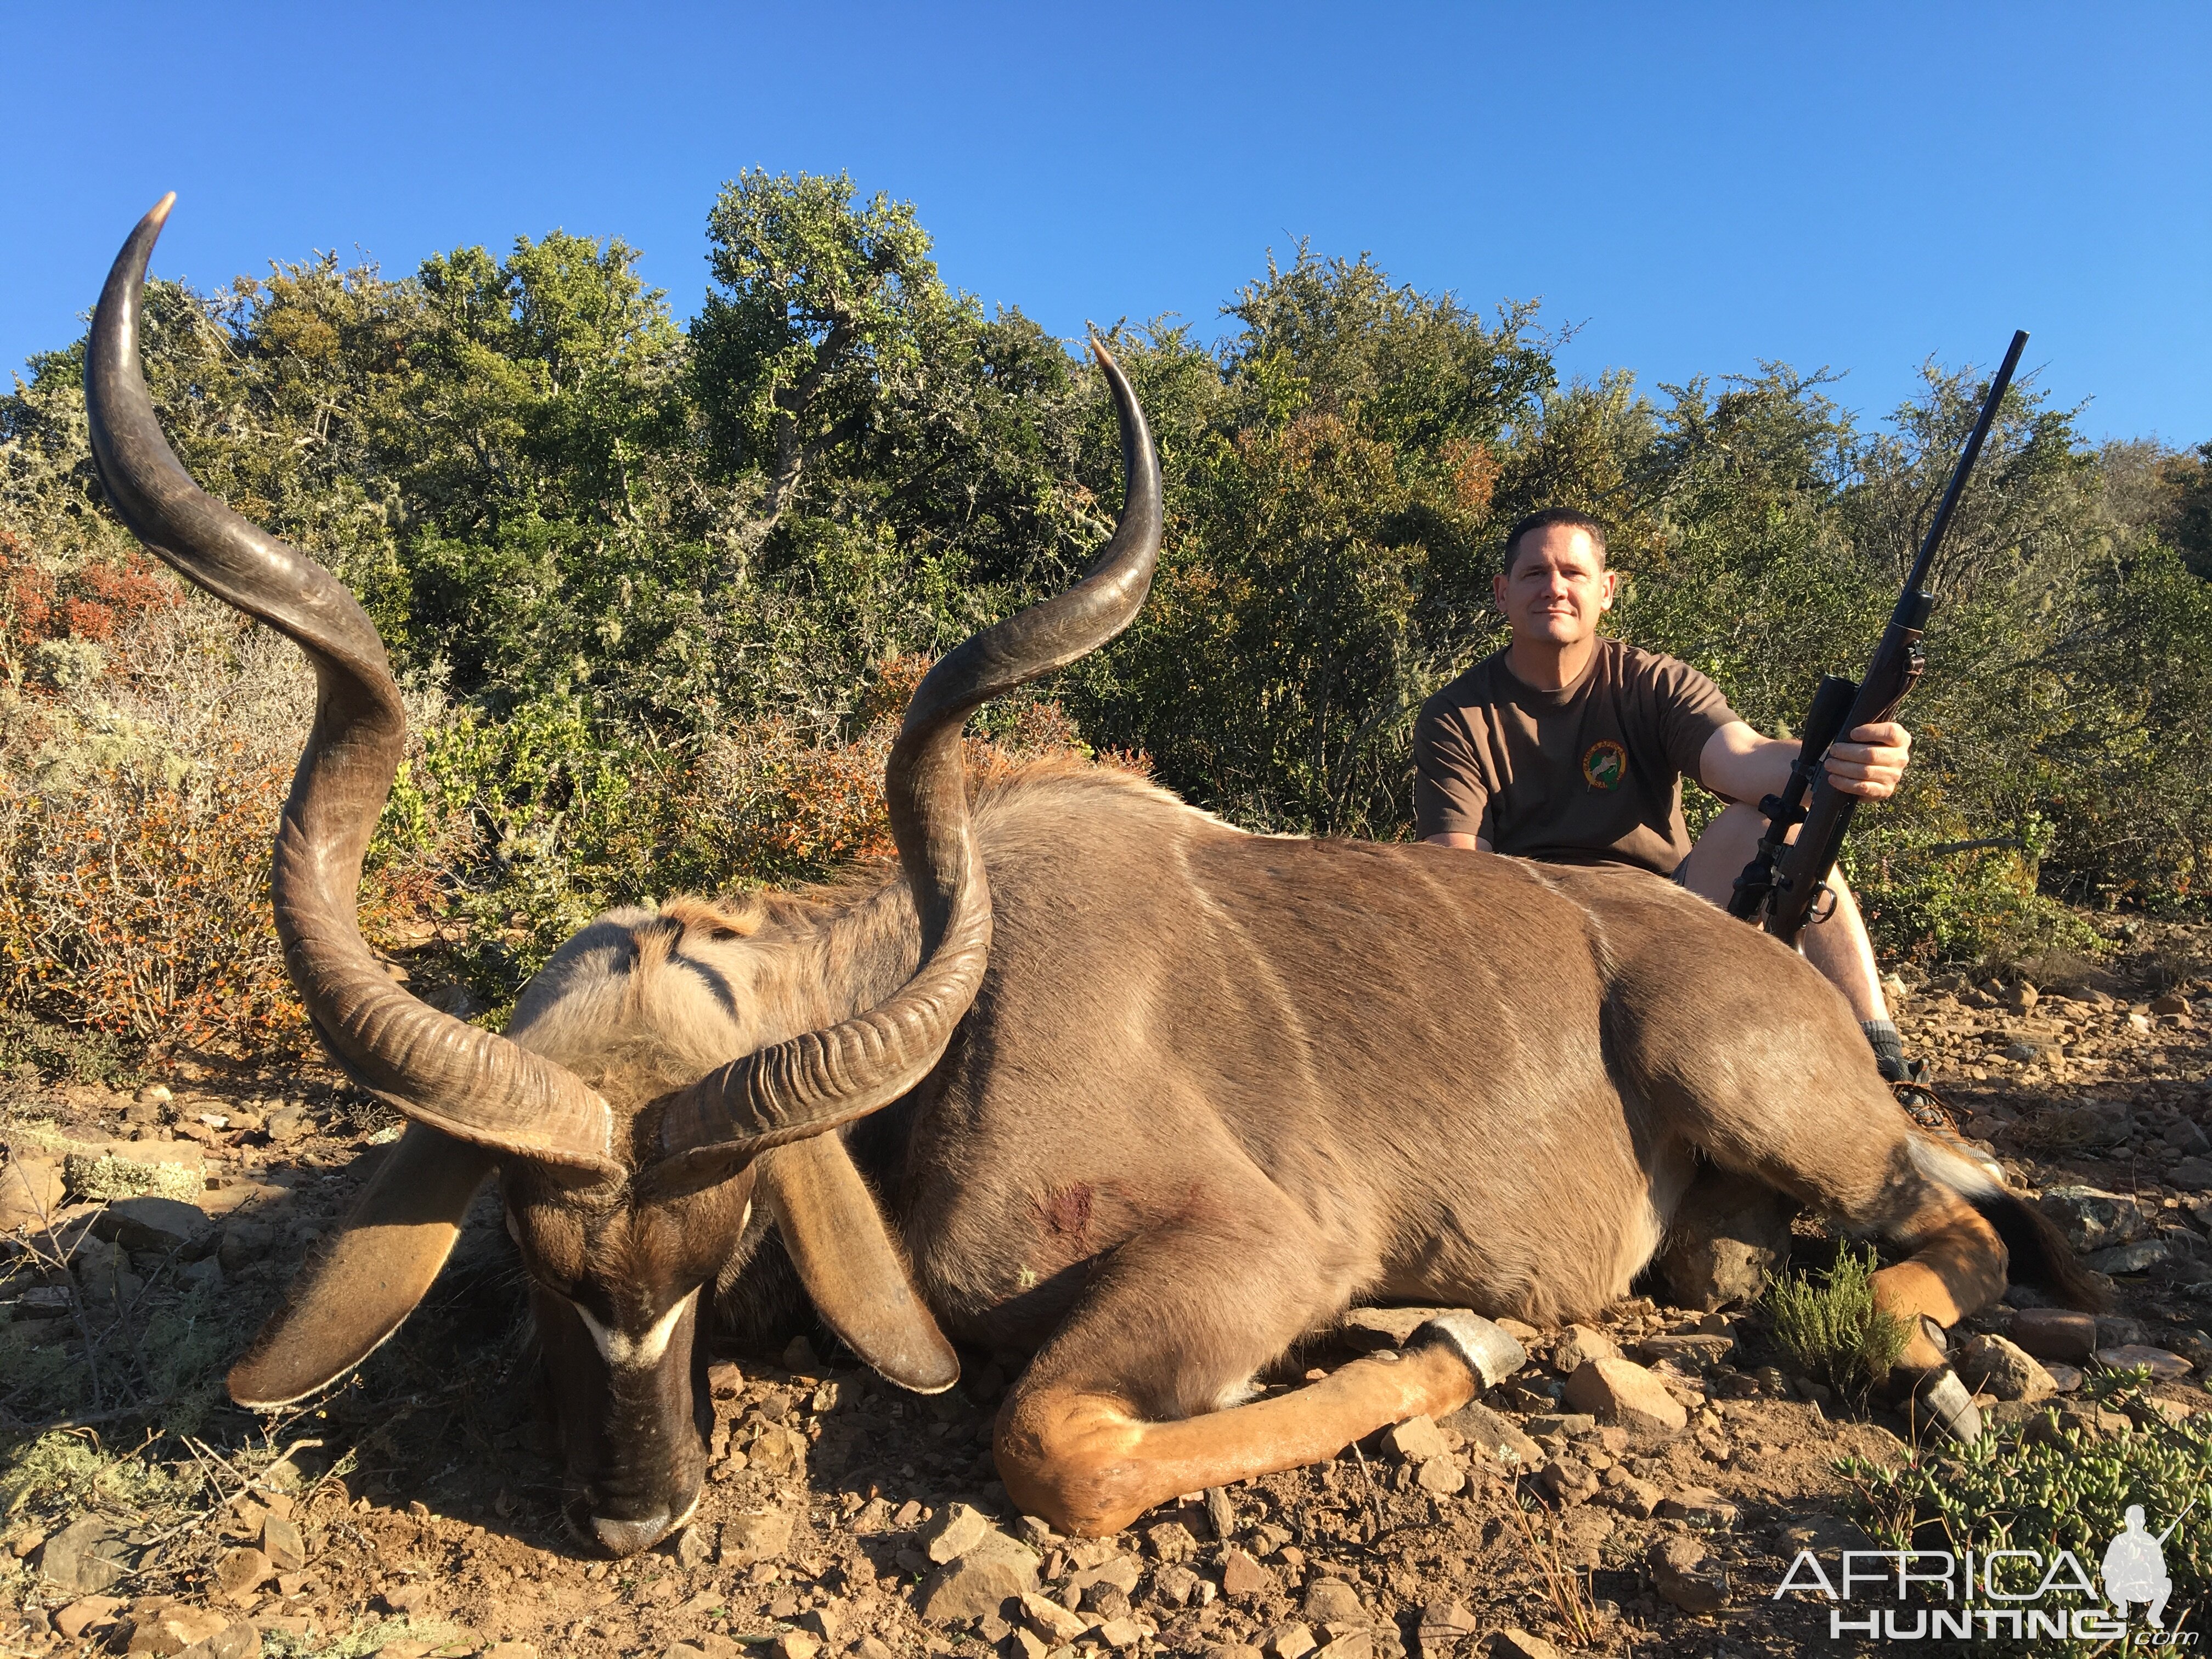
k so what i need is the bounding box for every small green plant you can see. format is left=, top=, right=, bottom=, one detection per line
left=1764, top=1242, right=1911, bottom=1406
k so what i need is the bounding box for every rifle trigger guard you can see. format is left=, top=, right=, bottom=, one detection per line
left=1808, top=882, right=1841, bottom=926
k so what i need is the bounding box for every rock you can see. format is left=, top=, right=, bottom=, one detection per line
left=261, top=1514, right=307, bottom=1572
left=35, top=1515, right=133, bottom=1593
left=94, top=1194, right=212, bottom=1254
left=2038, top=1186, right=2154, bottom=1252
left=2025, top=1402, right=2134, bottom=1446
left=1652, top=1168, right=1795, bottom=1308
left=1416, top=1455, right=1468, bottom=1495
left=1221, top=1547, right=1279, bottom=1599
left=923, top=1502, right=990, bottom=1563
left=747, top=1423, right=807, bottom=1474
left=1444, top=1401, right=1543, bottom=1466
left=2046, top=1362, right=2085, bottom=1392
left=1633, top=1334, right=1735, bottom=1370
left=1385, top=1414, right=1449, bottom=1462
left=771, top=1637, right=818, bottom=1659
left=2086, top=1240, right=2169, bottom=1274
left=720, top=1506, right=795, bottom=1565
left=263, top=1108, right=308, bottom=1144
left=1956, top=1334, right=2057, bottom=1401
left=916, top=1529, right=1038, bottom=1624
left=2011, top=1307, right=2098, bottom=1362
left=1562, top=1357, right=1688, bottom=1435
left=2169, top=1158, right=2212, bottom=1192
left=178, top=1620, right=260, bottom=1659
left=1416, top=1600, right=1480, bottom=1658
left=1549, top=1324, right=1620, bottom=1374
left=1338, top=1306, right=1446, bottom=1349
left=0, top=1156, right=64, bottom=1229
left=1155, top=1562, right=1204, bottom=1607
left=1070, top=1553, right=1142, bottom=1597
left=2009, top=981, right=2040, bottom=1015
left=674, top=1523, right=714, bottom=1568
left=54, top=1597, right=123, bottom=1639
left=2097, top=1344, right=2193, bottom=1379
left=1656, top=1486, right=1739, bottom=1528
left=1302, top=1578, right=1364, bottom=1624
left=1489, top=1631, right=1564, bottom=1659
left=1538, top=1457, right=1598, bottom=1506
left=1598, top=1469, right=1660, bottom=1518
left=2151, top=993, right=2191, bottom=1015
left=1142, top=1520, right=1197, bottom=1564
left=1205, top=1486, right=1239, bottom=1540
left=1021, top=1591, right=1090, bottom=1644
left=2164, top=1119, right=2212, bottom=1154
left=1648, top=1534, right=1729, bottom=1613
left=1263, top=1624, right=1317, bottom=1658
left=131, top=1605, right=232, bottom=1655
left=215, top=1546, right=271, bottom=1599
left=1313, top=1635, right=1372, bottom=1659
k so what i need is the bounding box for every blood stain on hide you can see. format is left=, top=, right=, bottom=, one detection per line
left=1040, top=1184, right=1094, bottom=1238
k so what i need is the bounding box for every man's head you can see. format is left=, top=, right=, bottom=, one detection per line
left=1494, top=507, right=1617, bottom=647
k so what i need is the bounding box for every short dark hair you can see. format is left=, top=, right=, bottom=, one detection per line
left=1502, top=507, right=1608, bottom=575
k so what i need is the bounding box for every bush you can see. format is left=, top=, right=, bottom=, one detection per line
left=1765, top=1242, right=1911, bottom=1407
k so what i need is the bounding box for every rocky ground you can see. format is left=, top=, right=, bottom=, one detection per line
left=2, top=923, right=2208, bottom=1659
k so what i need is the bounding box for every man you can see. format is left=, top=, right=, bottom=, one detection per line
left=1414, top=506, right=1926, bottom=1096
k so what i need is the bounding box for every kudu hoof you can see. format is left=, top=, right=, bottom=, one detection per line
left=1911, top=1364, right=1985, bottom=1446
left=1412, top=1311, right=1528, bottom=1391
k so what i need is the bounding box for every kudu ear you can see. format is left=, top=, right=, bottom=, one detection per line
left=229, top=1124, right=496, bottom=1408
left=755, top=1135, right=960, bottom=1395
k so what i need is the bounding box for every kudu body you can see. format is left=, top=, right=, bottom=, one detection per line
left=88, top=201, right=2090, bottom=1554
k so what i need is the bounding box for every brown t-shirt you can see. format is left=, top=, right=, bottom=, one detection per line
left=1413, top=639, right=1741, bottom=876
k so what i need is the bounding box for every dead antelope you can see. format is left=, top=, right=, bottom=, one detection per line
left=88, top=198, right=2091, bottom=1555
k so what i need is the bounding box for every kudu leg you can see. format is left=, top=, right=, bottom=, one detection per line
left=991, top=1215, right=1475, bottom=1537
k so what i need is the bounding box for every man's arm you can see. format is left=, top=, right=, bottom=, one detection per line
left=1697, top=719, right=1914, bottom=805
left=1424, top=831, right=1491, bottom=852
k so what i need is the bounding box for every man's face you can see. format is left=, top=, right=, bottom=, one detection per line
left=1493, top=524, right=1617, bottom=646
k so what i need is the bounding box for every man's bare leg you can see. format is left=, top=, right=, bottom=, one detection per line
left=1676, top=801, right=1888, bottom=1023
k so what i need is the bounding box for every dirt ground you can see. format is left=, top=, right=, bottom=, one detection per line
left=2, top=918, right=2208, bottom=1659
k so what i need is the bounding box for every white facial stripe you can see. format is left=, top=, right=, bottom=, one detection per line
left=565, top=1286, right=699, bottom=1370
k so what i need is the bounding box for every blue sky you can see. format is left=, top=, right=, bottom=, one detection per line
left=7, top=2, right=2207, bottom=442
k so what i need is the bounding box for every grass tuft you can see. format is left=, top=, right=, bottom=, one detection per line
left=1764, top=1242, right=1910, bottom=1406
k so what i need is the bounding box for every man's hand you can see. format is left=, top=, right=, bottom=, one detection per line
left=1824, top=721, right=1912, bottom=800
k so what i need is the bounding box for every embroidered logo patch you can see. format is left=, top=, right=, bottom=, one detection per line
left=1582, top=740, right=1627, bottom=791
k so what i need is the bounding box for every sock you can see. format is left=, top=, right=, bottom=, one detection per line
left=1861, top=1019, right=1909, bottom=1080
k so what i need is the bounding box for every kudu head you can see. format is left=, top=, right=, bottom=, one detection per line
left=86, top=198, right=1161, bottom=1555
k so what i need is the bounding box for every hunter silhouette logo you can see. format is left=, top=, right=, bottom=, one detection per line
left=2105, top=1500, right=2192, bottom=1629
left=1582, top=740, right=1627, bottom=791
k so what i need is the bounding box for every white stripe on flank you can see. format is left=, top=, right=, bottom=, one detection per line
left=566, top=1286, right=699, bottom=1369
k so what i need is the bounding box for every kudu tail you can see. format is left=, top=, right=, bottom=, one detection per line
left=1914, top=1138, right=2105, bottom=1312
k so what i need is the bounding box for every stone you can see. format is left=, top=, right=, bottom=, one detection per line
left=261, top=1514, right=307, bottom=1571
left=1443, top=1401, right=1543, bottom=1466
left=35, top=1515, right=133, bottom=1593
left=1147, top=1520, right=1197, bottom=1563
left=1633, top=1334, right=1735, bottom=1369
left=1489, top=1631, right=1564, bottom=1659
left=1385, top=1414, right=1448, bottom=1462
left=94, top=1194, right=212, bottom=1254
left=771, top=1637, right=818, bottom=1659
left=720, top=1506, right=795, bottom=1565
left=1549, top=1324, right=1620, bottom=1374
left=1205, top=1486, right=1239, bottom=1540
left=2011, top=1307, right=2098, bottom=1362
left=1312, top=1635, right=1372, bottom=1659
left=2169, top=1158, right=2212, bottom=1190
left=1656, top=1486, right=1739, bottom=1528
left=1155, top=1562, right=1204, bottom=1606
left=1302, top=1578, right=1364, bottom=1624
left=1263, top=1623, right=1317, bottom=1658
left=0, top=1156, right=63, bottom=1230
left=1221, top=1547, right=1279, bottom=1599
left=747, top=1424, right=807, bottom=1474
left=131, top=1605, right=236, bottom=1656
left=923, top=1502, right=990, bottom=1563
left=674, top=1523, right=714, bottom=1568
left=1523, top=1414, right=1596, bottom=1440
left=1598, top=1468, right=1660, bottom=1519
left=1652, top=1167, right=1795, bottom=1308
left=1416, top=1455, right=1468, bottom=1495
left=2097, top=1344, right=2193, bottom=1380
left=2151, top=993, right=2192, bottom=1015
left=54, top=1597, right=123, bottom=1639
left=916, top=1529, right=1038, bottom=1624
left=1562, top=1357, right=1688, bottom=1435
left=2009, top=981, right=2041, bottom=1015
left=215, top=1546, right=272, bottom=1599
left=1538, top=1457, right=1597, bottom=1506
left=1094, top=1618, right=1147, bottom=1650
left=2045, top=1363, right=2085, bottom=1392
left=1021, top=1591, right=1090, bottom=1644
left=1648, top=1534, right=1729, bottom=1612
left=264, top=1108, right=308, bottom=1144
left=1956, top=1334, right=2057, bottom=1402
left=2038, top=1186, right=2155, bottom=1252
left=179, top=1621, right=261, bottom=1659
left=2087, top=1239, right=2169, bottom=1274
left=2164, top=1119, right=2212, bottom=1154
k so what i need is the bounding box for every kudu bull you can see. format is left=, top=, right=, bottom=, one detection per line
left=88, top=199, right=2090, bottom=1554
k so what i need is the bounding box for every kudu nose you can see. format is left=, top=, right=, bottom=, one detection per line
left=591, top=1511, right=672, bottom=1556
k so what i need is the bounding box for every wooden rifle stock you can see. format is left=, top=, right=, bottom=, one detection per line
left=1733, top=329, right=2030, bottom=946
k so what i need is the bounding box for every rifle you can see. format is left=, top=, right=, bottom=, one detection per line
left=1728, top=329, right=2029, bottom=945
